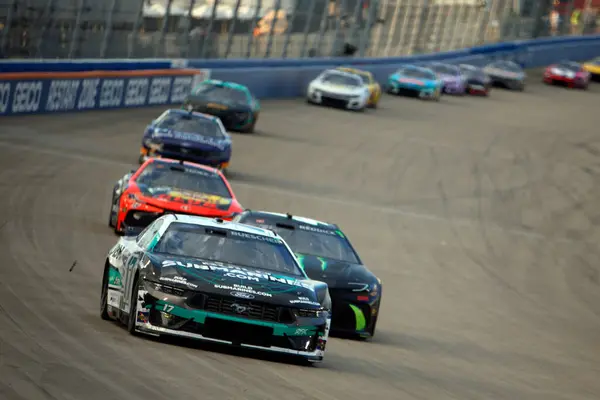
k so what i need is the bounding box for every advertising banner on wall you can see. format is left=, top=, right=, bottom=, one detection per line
left=0, top=68, right=211, bottom=116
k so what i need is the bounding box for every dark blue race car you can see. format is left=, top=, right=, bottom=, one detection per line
left=139, top=109, right=232, bottom=172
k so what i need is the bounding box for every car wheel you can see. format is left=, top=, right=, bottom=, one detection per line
left=244, top=121, right=256, bottom=134
left=127, top=273, right=142, bottom=336
left=108, top=190, right=118, bottom=228
left=100, top=263, right=111, bottom=321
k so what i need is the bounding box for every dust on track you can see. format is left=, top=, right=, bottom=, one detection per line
left=1, top=73, right=599, bottom=400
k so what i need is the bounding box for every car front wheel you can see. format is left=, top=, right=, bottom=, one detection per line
left=100, top=264, right=111, bottom=320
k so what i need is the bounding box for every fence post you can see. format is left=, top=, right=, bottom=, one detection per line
left=224, top=0, right=243, bottom=58
left=313, top=1, right=332, bottom=56
left=127, top=0, right=145, bottom=58
left=68, top=0, right=86, bottom=59
left=358, top=0, right=378, bottom=57
left=100, top=0, right=118, bottom=58
left=264, top=0, right=283, bottom=58
left=245, top=0, right=263, bottom=58
left=413, top=0, right=431, bottom=54
left=299, top=0, right=318, bottom=58
left=329, top=0, right=347, bottom=57
left=282, top=0, right=302, bottom=58
left=34, top=0, right=55, bottom=58
left=180, top=0, right=197, bottom=58
left=200, top=0, right=219, bottom=58
left=0, top=0, right=17, bottom=53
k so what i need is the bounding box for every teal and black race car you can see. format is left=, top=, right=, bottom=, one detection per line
left=386, top=65, right=442, bottom=101
left=234, top=210, right=382, bottom=340
left=101, top=214, right=332, bottom=364
left=183, top=80, right=260, bottom=133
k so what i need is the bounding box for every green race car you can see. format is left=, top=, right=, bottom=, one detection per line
left=183, top=80, right=260, bottom=133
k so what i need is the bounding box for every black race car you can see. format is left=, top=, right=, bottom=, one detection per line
left=182, top=79, right=260, bottom=133
left=234, top=210, right=382, bottom=339
left=101, top=214, right=332, bottom=363
left=482, top=60, right=527, bottom=91
left=458, top=64, right=492, bottom=96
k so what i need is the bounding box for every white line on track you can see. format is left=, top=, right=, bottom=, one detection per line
left=0, top=140, right=582, bottom=244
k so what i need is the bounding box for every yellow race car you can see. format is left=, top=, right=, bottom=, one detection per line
left=336, top=67, right=382, bottom=108
left=582, top=57, right=600, bottom=81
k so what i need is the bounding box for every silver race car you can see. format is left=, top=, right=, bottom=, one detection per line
left=306, top=69, right=371, bottom=111
left=483, top=60, right=527, bottom=91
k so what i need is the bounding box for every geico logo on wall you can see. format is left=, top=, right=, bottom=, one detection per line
left=0, top=69, right=209, bottom=116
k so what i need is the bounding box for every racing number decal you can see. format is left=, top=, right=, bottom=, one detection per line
left=162, top=304, right=174, bottom=312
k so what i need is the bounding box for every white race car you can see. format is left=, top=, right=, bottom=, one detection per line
left=306, top=69, right=371, bottom=111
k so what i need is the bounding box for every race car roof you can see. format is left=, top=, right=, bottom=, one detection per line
left=199, top=79, right=249, bottom=92
left=240, top=210, right=339, bottom=230
left=166, top=214, right=281, bottom=239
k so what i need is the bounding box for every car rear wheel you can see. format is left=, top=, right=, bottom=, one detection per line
left=244, top=121, right=256, bottom=134
left=127, top=273, right=142, bottom=336
left=100, top=264, right=111, bottom=321
left=108, top=190, right=118, bottom=228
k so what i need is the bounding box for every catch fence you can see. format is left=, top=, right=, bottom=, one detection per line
left=1, top=0, right=599, bottom=60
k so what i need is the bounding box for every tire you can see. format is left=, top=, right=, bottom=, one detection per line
left=244, top=121, right=256, bottom=134
left=108, top=190, right=118, bottom=228
left=100, top=264, right=111, bottom=321
left=127, top=273, right=141, bottom=336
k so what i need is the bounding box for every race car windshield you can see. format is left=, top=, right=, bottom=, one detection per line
left=430, top=64, right=458, bottom=75
left=154, top=223, right=303, bottom=276
left=239, top=217, right=361, bottom=264
left=136, top=162, right=231, bottom=198
left=321, top=73, right=362, bottom=87
left=272, top=226, right=360, bottom=264
left=400, top=68, right=436, bottom=80
left=155, top=114, right=225, bottom=139
left=357, top=74, right=371, bottom=84
left=193, top=84, right=248, bottom=105
left=557, top=62, right=579, bottom=71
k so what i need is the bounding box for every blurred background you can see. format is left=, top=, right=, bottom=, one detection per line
left=1, top=0, right=599, bottom=60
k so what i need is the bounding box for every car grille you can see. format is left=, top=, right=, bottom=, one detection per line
left=320, top=90, right=353, bottom=100
left=395, top=87, right=421, bottom=97
left=161, top=144, right=216, bottom=159
left=190, top=293, right=296, bottom=324
left=203, top=317, right=274, bottom=346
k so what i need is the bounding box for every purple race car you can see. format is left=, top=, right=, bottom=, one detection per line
left=427, top=63, right=467, bottom=95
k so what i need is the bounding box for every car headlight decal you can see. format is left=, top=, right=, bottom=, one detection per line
left=295, top=308, right=328, bottom=319
left=348, top=304, right=367, bottom=331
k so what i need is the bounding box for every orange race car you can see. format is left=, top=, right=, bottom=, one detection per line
left=108, top=158, right=243, bottom=235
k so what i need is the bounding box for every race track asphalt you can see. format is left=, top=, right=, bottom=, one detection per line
left=1, top=72, right=600, bottom=400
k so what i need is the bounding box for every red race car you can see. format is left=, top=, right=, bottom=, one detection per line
left=543, top=61, right=591, bottom=89
left=108, top=158, right=244, bottom=235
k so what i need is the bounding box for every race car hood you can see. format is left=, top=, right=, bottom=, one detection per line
left=390, top=74, right=436, bottom=87
left=294, top=253, right=378, bottom=289
left=130, top=184, right=241, bottom=216
left=142, top=253, right=326, bottom=307
left=150, top=128, right=229, bottom=151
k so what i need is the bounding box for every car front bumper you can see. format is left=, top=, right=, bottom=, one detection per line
left=134, top=290, right=331, bottom=362
left=307, top=91, right=367, bottom=110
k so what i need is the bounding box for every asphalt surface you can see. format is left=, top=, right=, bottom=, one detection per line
left=1, top=72, right=600, bottom=400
